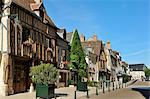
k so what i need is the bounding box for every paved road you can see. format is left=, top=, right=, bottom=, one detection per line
left=80, top=81, right=150, bottom=99
left=0, top=80, right=149, bottom=99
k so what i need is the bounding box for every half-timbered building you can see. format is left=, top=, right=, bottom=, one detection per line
left=0, top=0, right=58, bottom=95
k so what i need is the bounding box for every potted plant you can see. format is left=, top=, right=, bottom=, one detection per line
left=30, top=63, right=58, bottom=99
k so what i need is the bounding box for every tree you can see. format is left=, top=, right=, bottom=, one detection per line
left=70, top=29, right=87, bottom=81
left=144, top=68, right=150, bottom=78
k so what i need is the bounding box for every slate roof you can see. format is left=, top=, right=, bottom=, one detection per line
left=129, top=64, right=147, bottom=71
left=66, top=32, right=73, bottom=43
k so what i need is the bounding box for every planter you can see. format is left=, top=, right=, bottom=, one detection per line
left=69, top=85, right=75, bottom=87
left=36, top=84, right=55, bottom=99
left=77, top=82, right=88, bottom=92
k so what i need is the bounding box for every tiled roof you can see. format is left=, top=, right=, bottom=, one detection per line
left=11, top=0, right=56, bottom=27
left=45, top=13, right=56, bottom=27
left=30, top=2, right=42, bottom=11
left=12, top=0, right=35, bottom=12
left=81, top=40, right=102, bottom=56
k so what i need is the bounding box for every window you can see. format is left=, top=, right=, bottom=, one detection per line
left=40, top=10, right=44, bottom=20
left=40, top=45, right=42, bottom=60
left=47, top=39, right=51, bottom=48
left=49, top=38, right=51, bottom=48
left=22, top=26, right=30, bottom=42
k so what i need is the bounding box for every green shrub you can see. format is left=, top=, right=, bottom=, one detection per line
left=88, top=81, right=98, bottom=87
left=29, top=63, right=58, bottom=85
left=68, top=79, right=74, bottom=85
left=123, top=74, right=131, bottom=83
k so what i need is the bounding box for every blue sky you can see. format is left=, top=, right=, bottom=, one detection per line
left=43, top=0, right=150, bottom=67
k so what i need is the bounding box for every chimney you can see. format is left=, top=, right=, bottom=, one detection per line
left=80, top=34, right=85, bottom=42
left=93, top=34, right=97, bottom=42
left=107, top=40, right=111, bottom=49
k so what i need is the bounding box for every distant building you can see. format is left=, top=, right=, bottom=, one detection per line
left=80, top=34, right=108, bottom=82
left=129, top=64, right=147, bottom=80
left=85, top=49, right=97, bottom=81
left=105, top=41, right=130, bottom=85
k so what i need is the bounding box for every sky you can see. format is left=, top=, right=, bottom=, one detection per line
left=43, top=0, right=150, bottom=67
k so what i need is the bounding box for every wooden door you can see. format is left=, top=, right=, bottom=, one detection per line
left=13, top=62, right=29, bottom=93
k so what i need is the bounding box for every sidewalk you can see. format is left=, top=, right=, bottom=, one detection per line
left=0, top=80, right=136, bottom=99
left=0, top=85, right=126, bottom=99
left=80, top=81, right=150, bottom=99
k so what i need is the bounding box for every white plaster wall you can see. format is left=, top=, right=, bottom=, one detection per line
left=105, top=48, right=111, bottom=71
left=86, top=56, right=98, bottom=82
left=1, top=16, right=8, bottom=52
left=0, top=1, right=10, bottom=95
left=0, top=2, right=10, bottom=52
left=0, top=53, right=9, bottom=96
left=0, top=24, right=2, bottom=51
left=130, top=71, right=145, bottom=79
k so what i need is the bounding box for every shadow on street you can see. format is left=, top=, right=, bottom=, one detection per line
left=55, top=93, right=68, bottom=98
left=132, top=87, right=150, bottom=99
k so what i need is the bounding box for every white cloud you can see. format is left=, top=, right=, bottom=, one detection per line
left=123, top=49, right=150, bottom=57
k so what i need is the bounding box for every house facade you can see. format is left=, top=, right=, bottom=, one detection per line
left=0, top=0, right=61, bottom=96
left=85, top=47, right=98, bottom=82
left=105, top=41, right=126, bottom=86
left=56, top=29, right=70, bottom=87
left=129, top=64, right=147, bottom=80
left=105, top=41, right=117, bottom=83
left=80, top=34, right=108, bottom=82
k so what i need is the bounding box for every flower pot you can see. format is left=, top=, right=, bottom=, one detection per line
left=36, top=84, right=55, bottom=99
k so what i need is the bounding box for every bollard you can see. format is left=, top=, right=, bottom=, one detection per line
left=108, top=82, right=110, bottom=92
left=96, top=86, right=99, bottom=95
left=74, top=91, right=76, bottom=99
left=113, top=82, right=114, bottom=91
left=87, top=90, right=89, bottom=98
left=103, top=81, right=105, bottom=93
left=116, top=84, right=118, bottom=89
